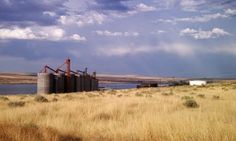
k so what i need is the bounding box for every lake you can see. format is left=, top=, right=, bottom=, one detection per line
left=0, top=83, right=138, bottom=95
left=0, top=84, right=37, bottom=95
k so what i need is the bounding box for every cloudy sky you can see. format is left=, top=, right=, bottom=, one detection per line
left=0, top=0, right=236, bottom=77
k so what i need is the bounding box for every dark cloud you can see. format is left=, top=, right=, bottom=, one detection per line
left=221, top=0, right=236, bottom=5
left=0, top=40, right=74, bottom=61
left=93, top=0, right=131, bottom=11
left=0, top=0, right=67, bottom=27
left=206, top=0, right=236, bottom=8
left=180, top=0, right=236, bottom=12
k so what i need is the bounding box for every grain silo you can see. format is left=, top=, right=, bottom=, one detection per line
left=70, top=74, right=76, bottom=92
left=54, top=73, right=67, bottom=93
left=84, top=75, right=91, bottom=91
left=54, top=73, right=60, bottom=93
left=75, top=74, right=82, bottom=92
left=37, top=73, right=54, bottom=94
left=91, top=78, right=96, bottom=91
left=37, top=58, right=99, bottom=94
left=80, top=74, right=85, bottom=92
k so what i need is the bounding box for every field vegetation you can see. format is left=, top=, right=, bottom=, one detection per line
left=0, top=82, right=236, bottom=141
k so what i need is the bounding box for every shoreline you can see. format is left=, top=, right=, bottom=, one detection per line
left=1, top=73, right=236, bottom=85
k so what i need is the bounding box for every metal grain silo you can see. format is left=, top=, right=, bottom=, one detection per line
left=84, top=75, right=91, bottom=91
left=60, top=73, right=66, bottom=93
left=54, top=73, right=60, bottom=93
left=75, top=74, right=82, bottom=92
left=95, top=79, right=99, bottom=90
left=70, top=74, right=76, bottom=92
left=37, top=73, right=54, bottom=94
left=91, top=78, right=95, bottom=91
left=64, top=75, right=69, bottom=93
left=80, top=74, right=85, bottom=92
left=54, top=73, right=66, bottom=93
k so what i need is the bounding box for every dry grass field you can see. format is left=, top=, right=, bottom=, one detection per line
left=0, top=82, right=236, bottom=141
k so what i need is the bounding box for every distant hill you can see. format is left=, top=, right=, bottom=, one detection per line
left=0, top=73, right=235, bottom=84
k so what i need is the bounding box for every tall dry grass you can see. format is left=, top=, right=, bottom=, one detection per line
left=0, top=82, right=236, bottom=141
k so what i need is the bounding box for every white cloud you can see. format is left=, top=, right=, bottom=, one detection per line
left=97, top=41, right=236, bottom=57
left=158, top=9, right=236, bottom=24
left=3, top=0, right=11, bottom=5
left=0, top=26, right=86, bottom=41
left=225, top=9, right=236, bottom=15
left=180, top=28, right=230, bottom=39
left=211, top=45, right=236, bottom=56
left=95, top=30, right=139, bottom=37
left=180, top=0, right=206, bottom=12
left=96, top=42, right=236, bottom=59
left=160, top=43, right=194, bottom=56
left=180, top=28, right=197, bottom=34
left=176, top=13, right=227, bottom=22
left=69, top=34, right=87, bottom=41
left=58, top=15, right=75, bottom=25
left=59, top=11, right=107, bottom=27
left=151, top=30, right=166, bottom=35
left=136, top=3, right=156, bottom=12
left=43, top=11, right=56, bottom=17
left=59, top=2, right=157, bottom=27
left=49, top=28, right=65, bottom=39
left=96, top=30, right=122, bottom=36
left=196, top=43, right=236, bottom=56
left=96, top=43, right=194, bottom=57
left=158, top=19, right=177, bottom=24
left=0, top=27, right=37, bottom=40
left=153, top=0, right=176, bottom=9
left=109, top=3, right=157, bottom=18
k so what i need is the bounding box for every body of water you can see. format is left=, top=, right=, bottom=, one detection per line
left=99, top=83, right=137, bottom=90
left=0, top=84, right=37, bottom=95
left=0, top=83, right=137, bottom=95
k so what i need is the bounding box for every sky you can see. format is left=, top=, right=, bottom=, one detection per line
left=0, top=0, right=236, bottom=77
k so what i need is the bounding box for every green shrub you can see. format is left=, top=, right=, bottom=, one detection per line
left=34, top=95, right=48, bottom=102
left=0, top=96, right=9, bottom=101
left=183, top=99, right=199, bottom=108
left=108, top=90, right=116, bottom=95
left=135, top=93, right=143, bottom=97
left=193, top=88, right=198, bottom=91
left=181, top=96, right=193, bottom=100
left=86, top=93, right=98, bottom=98
left=181, top=89, right=189, bottom=92
left=117, top=94, right=122, bottom=97
left=212, top=95, right=220, bottom=100
left=222, top=87, right=228, bottom=91
left=63, top=95, right=74, bottom=99
left=93, top=112, right=112, bottom=120
left=8, top=101, right=25, bottom=107
left=161, top=91, right=174, bottom=96
left=53, top=94, right=59, bottom=97
left=197, top=94, right=205, bottom=98
left=52, top=98, right=58, bottom=102
left=190, top=92, right=196, bottom=95
left=20, top=95, right=27, bottom=100
left=145, top=94, right=152, bottom=98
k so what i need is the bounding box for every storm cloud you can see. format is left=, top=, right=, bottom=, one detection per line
left=0, top=0, right=67, bottom=26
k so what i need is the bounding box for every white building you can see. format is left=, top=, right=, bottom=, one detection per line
left=189, top=80, right=207, bottom=86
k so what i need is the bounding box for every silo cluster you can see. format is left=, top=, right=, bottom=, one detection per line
left=37, top=72, right=99, bottom=94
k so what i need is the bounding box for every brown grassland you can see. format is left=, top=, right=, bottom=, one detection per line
left=0, top=82, right=236, bottom=141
